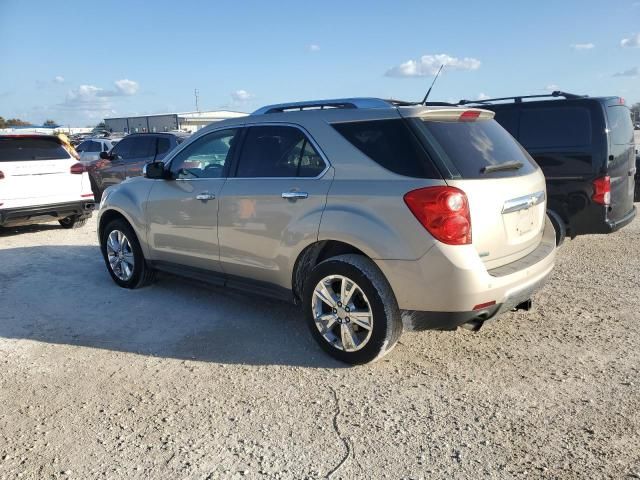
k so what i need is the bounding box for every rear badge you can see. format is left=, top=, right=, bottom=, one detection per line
left=479, top=251, right=490, bottom=258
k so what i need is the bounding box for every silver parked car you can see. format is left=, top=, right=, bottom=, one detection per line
left=97, top=98, right=556, bottom=364
left=75, top=138, right=120, bottom=164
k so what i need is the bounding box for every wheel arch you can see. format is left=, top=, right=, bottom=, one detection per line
left=291, top=239, right=370, bottom=304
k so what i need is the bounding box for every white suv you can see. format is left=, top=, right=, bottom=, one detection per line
left=0, top=134, right=95, bottom=228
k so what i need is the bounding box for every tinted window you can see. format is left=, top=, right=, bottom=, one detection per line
left=411, top=118, right=537, bottom=179
left=519, top=107, right=592, bottom=149
left=76, top=140, right=91, bottom=152
left=0, top=137, right=71, bottom=161
left=170, top=129, right=237, bottom=179
left=332, top=119, right=439, bottom=178
left=156, top=137, right=171, bottom=157
left=607, top=105, right=634, bottom=145
left=127, top=136, right=156, bottom=160
left=236, top=126, right=325, bottom=178
left=86, top=141, right=101, bottom=152
left=110, top=137, right=133, bottom=159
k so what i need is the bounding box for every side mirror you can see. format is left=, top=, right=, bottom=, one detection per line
left=144, top=161, right=168, bottom=179
left=99, top=151, right=112, bottom=160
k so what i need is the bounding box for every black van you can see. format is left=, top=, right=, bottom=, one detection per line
left=459, top=92, right=637, bottom=244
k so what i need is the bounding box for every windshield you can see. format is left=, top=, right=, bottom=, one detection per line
left=410, top=118, right=538, bottom=179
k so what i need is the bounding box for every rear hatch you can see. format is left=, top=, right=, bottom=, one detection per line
left=0, top=135, right=85, bottom=208
left=405, top=109, right=548, bottom=269
left=603, top=100, right=636, bottom=223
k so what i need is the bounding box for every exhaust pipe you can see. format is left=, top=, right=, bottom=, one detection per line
left=513, top=299, right=532, bottom=312
left=460, top=318, right=484, bottom=332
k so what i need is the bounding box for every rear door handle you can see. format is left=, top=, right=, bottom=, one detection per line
left=281, top=191, right=308, bottom=200
left=196, top=192, right=216, bottom=201
left=629, top=167, right=637, bottom=176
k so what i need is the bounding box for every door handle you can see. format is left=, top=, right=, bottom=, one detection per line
left=281, top=191, right=308, bottom=200
left=196, top=192, right=216, bottom=201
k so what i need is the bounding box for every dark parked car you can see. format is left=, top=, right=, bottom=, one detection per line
left=88, top=132, right=189, bottom=201
left=460, top=92, right=637, bottom=244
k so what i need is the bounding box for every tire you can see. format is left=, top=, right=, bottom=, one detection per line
left=547, top=210, right=566, bottom=247
left=302, top=254, right=402, bottom=365
left=59, top=216, right=88, bottom=229
left=100, top=218, right=155, bottom=289
left=90, top=176, right=102, bottom=203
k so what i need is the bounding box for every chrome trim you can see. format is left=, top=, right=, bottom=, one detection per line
left=196, top=193, right=216, bottom=201
left=502, top=191, right=546, bottom=214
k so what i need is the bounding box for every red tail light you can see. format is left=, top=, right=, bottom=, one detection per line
left=404, top=186, right=472, bottom=245
left=70, top=163, right=86, bottom=174
left=592, top=176, right=610, bottom=205
left=459, top=110, right=481, bottom=122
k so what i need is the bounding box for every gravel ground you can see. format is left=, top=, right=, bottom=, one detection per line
left=0, top=212, right=639, bottom=480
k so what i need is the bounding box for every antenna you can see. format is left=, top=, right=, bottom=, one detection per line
left=194, top=88, right=200, bottom=112
left=421, top=64, right=445, bottom=105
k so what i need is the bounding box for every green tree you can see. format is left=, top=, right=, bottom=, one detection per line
left=630, top=102, right=640, bottom=123
left=4, top=118, right=31, bottom=127
left=43, top=119, right=58, bottom=127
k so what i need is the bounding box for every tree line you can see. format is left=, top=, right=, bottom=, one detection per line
left=0, top=117, right=58, bottom=128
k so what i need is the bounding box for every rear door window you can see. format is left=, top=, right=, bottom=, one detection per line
left=332, top=119, right=439, bottom=178
left=236, top=125, right=326, bottom=178
left=156, top=137, right=172, bottom=157
left=519, top=107, right=592, bottom=148
left=127, top=136, right=156, bottom=160
left=410, top=118, right=537, bottom=179
left=0, top=137, right=71, bottom=161
left=607, top=105, right=634, bottom=145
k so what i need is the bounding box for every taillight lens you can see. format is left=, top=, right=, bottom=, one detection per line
left=70, top=163, right=86, bottom=174
left=592, top=176, right=611, bottom=205
left=459, top=110, right=481, bottom=122
left=404, top=186, right=472, bottom=245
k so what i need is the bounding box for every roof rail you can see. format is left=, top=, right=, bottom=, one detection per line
left=252, top=97, right=393, bottom=115
left=385, top=99, right=459, bottom=107
left=458, top=91, right=587, bottom=106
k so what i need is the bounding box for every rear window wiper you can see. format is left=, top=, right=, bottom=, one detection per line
left=481, top=161, right=523, bottom=174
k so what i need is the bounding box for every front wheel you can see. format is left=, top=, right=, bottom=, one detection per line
left=100, top=218, right=155, bottom=289
left=302, top=254, right=402, bottom=365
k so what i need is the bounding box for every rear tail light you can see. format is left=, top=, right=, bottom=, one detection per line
left=0, top=170, right=4, bottom=180
left=404, top=186, right=472, bottom=245
left=70, top=163, right=86, bottom=174
left=592, top=176, right=611, bottom=205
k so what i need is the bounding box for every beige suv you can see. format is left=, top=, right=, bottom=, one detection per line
left=97, top=98, right=556, bottom=364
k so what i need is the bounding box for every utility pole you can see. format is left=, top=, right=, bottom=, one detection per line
left=194, top=89, right=200, bottom=112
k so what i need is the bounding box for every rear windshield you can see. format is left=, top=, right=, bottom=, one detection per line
left=410, top=118, right=538, bottom=179
left=607, top=105, right=634, bottom=145
left=0, top=137, right=71, bottom=161
left=331, top=119, right=440, bottom=178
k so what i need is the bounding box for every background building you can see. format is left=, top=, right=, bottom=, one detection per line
left=104, top=110, right=246, bottom=134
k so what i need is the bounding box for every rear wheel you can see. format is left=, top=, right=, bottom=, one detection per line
left=100, top=218, right=155, bottom=289
left=303, top=254, right=402, bottom=365
left=59, top=215, right=88, bottom=229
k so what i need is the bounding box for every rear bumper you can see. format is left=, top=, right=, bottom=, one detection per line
left=375, top=216, right=556, bottom=330
left=0, top=200, right=95, bottom=227
left=605, top=205, right=636, bottom=233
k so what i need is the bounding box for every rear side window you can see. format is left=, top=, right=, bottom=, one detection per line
left=0, top=137, right=70, bottom=161
left=331, top=119, right=439, bottom=178
left=236, top=125, right=326, bottom=178
left=607, top=105, right=634, bottom=145
left=410, top=118, right=537, bottom=179
left=519, top=107, right=592, bottom=148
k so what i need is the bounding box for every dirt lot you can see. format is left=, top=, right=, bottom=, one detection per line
left=0, top=213, right=639, bottom=480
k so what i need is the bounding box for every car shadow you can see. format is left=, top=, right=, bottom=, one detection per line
left=0, top=222, right=64, bottom=237
left=0, top=245, right=344, bottom=368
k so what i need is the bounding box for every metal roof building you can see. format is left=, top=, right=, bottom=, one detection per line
left=104, top=110, right=247, bottom=134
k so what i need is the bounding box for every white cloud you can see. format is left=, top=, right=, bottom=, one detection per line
left=54, top=75, right=65, bottom=83
left=307, top=44, right=320, bottom=52
left=570, top=43, right=595, bottom=50
left=385, top=53, right=481, bottom=77
left=230, top=89, right=253, bottom=102
left=621, top=33, right=640, bottom=47
left=613, top=66, right=639, bottom=77
left=113, top=79, right=139, bottom=95
left=545, top=84, right=560, bottom=91
left=477, top=93, right=490, bottom=100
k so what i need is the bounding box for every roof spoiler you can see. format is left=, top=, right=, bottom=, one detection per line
left=458, top=91, right=587, bottom=105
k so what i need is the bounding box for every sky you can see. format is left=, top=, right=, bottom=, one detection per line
left=0, top=0, right=639, bottom=126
